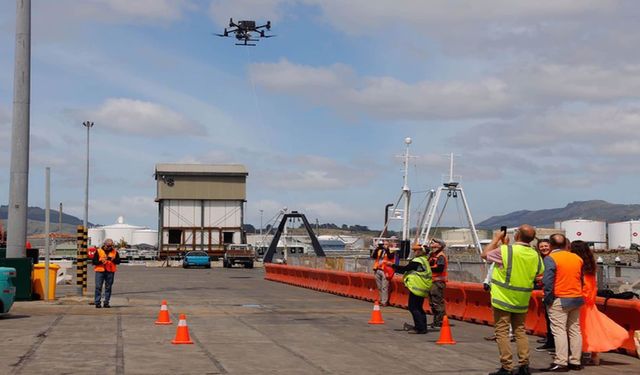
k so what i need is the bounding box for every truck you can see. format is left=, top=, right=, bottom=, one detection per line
left=223, top=244, right=255, bottom=269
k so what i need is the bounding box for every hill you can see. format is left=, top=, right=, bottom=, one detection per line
left=477, top=200, right=640, bottom=229
left=0, top=205, right=92, bottom=235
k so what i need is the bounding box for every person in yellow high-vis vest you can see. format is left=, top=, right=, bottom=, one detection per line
left=392, top=243, right=432, bottom=334
left=92, top=238, right=121, bottom=308
left=481, top=225, right=544, bottom=375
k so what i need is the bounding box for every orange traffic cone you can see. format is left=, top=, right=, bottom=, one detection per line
left=155, top=300, right=173, bottom=325
left=171, top=314, right=194, bottom=344
left=436, top=316, right=456, bottom=345
left=368, top=301, right=385, bottom=324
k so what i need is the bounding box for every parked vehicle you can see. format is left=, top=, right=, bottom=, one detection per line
left=0, top=267, right=17, bottom=314
left=182, top=251, right=211, bottom=269
left=223, top=244, right=255, bottom=269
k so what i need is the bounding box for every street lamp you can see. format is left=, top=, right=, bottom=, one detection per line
left=82, top=121, right=94, bottom=229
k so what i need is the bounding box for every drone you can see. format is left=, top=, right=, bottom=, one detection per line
left=215, top=18, right=275, bottom=46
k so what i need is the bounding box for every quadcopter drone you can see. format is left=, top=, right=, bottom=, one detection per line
left=215, top=18, right=275, bottom=46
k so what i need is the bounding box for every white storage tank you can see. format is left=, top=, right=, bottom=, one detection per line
left=88, top=228, right=105, bottom=247
left=608, top=220, right=640, bottom=250
left=102, top=216, right=144, bottom=246
left=132, top=229, right=158, bottom=247
left=560, top=219, right=606, bottom=249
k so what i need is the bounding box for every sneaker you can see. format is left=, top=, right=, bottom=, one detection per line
left=95, top=304, right=102, bottom=309
left=484, top=335, right=497, bottom=341
left=103, top=303, right=111, bottom=308
left=516, top=365, right=531, bottom=375
left=488, top=367, right=512, bottom=375
left=536, top=338, right=547, bottom=344
left=402, top=323, right=415, bottom=331
left=535, top=344, right=555, bottom=352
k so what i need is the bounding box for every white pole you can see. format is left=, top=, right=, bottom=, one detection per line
left=6, top=0, right=31, bottom=258
left=401, top=138, right=412, bottom=242
left=44, top=167, right=50, bottom=300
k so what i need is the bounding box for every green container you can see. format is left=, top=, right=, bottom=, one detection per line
left=0, top=247, right=5, bottom=259
left=0, top=257, right=33, bottom=300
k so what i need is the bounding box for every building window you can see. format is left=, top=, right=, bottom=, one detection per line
left=223, top=232, right=234, bottom=244
left=168, top=229, right=182, bottom=244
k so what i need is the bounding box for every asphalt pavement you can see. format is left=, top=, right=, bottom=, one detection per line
left=0, top=264, right=638, bottom=374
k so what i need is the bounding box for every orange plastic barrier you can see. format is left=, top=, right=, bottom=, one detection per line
left=596, top=297, right=640, bottom=356
left=443, top=281, right=466, bottom=319
left=527, top=291, right=547, bottom=336
left=388, top=277, right=408, bottom=308
left=462, top=283, right=494, bottom=325
left=264, top=265, right=639, bottom=357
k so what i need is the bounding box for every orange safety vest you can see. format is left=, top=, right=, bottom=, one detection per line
left=548, top=250, right=583, bottom=298
left=373, top=248, right=394, bottom=270
left=429, top=251, right=448, bottom=282
left=94, top=248, right=118, bottom=273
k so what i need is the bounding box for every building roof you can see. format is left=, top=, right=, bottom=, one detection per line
left=155, top=163, right=247, bottom=176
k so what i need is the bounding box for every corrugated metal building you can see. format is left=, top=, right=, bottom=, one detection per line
left=155, top=163, right=248, bottom=259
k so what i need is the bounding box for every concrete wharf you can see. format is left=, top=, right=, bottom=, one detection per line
left=1, top=265, right=638, bottom=374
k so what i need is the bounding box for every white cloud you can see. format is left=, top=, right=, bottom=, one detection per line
left=300, top=201, right=367, bottom=224
left=66, top=196, right=157, bottom=226
left=209, top=0, right=289, bottom=27
left=512, top=64, right=640, bottom=103
left=75, top=98, right=205, bottom=137
left=249, top=59, right=512, bottom=120
left=253, top=153, right=377, bottom=191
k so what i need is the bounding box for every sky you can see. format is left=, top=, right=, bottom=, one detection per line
left=1, top=0, right=640, bottom=231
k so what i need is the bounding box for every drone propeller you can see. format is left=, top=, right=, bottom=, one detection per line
left=214, top=28, right=229, bottom=37
left=229, top=18, right=235, bottom=27
left=262, top=35, right=276, bottom=38
left=266, top=21, right=271, bottom=30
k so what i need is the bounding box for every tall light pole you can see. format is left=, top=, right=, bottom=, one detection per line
left=6, top=0, right=31, bottom=258
left=82, top=121, right=93, bottom=229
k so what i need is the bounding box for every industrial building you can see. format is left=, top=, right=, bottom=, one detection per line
left=608, top=220, right=640, bottom=250
left=155, top=163, right=248, bottom=259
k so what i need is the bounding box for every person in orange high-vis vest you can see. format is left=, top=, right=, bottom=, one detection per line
left=541, top=234, right=584, bottom=372
left=371, top=240, right=396, bottom=306
left=427, top=238, right=448, bottom=328
left=92, top=238, right=121, bottom=308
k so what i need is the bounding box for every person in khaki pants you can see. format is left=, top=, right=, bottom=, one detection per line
left=481, top=225, right=543, bottom=375
left=541, top=234, right=584, bottom=372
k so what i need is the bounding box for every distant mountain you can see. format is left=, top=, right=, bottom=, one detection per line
left=477, top=200, right=640, bottom=229
left=0, top=205, right=93, bottom=235
left=0, top=205, right=92, bottom=226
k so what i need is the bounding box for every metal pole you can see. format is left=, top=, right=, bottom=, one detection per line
left=259, top=209, right=263, bottom=237
left=83, top=121, right=93, bottom=230
left=44, top=167, right=50, bottom=300
left=58, top=202, right=62, bottom=232
left=6, top=0, right=31, bottom=258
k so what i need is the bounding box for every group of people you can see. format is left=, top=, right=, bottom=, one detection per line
left=481, top=225, right=627, bottom=375
left=371, top=237, right=448, bottom=334
left=373, top=225, right=627, bottom=375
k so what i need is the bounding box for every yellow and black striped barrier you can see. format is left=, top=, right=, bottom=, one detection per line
left=76, top=226, right=88, bottom=296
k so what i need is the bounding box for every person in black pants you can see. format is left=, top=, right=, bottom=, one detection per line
left=392, top=244, right=432, bottom=334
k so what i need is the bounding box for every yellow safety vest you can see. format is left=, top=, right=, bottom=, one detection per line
left=403, top=256, right=433, bottom=297
left=490, top=244, right=543, bottom=313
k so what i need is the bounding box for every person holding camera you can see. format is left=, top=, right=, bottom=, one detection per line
left=392, top=243, right=432, bottom=334
left=93, top=238, right=121, bottom=308
left=481, top=224, right=544, bottom=375
left=427, top=238, right=448, bottom=328
left=371, top=239, right=395, bottom=306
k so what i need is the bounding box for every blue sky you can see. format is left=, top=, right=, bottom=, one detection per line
left=1, top=1, right=640, bottom=231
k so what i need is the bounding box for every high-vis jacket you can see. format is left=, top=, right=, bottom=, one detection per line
left=372, top=248, right=394, bottom=270
left=490, top=244, right=543, bottom=313
left=94, top=248, right=119, bottom=273
left=429, top=251, right=448, bottom=282
left=403, top=256, right=433, bottom=298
